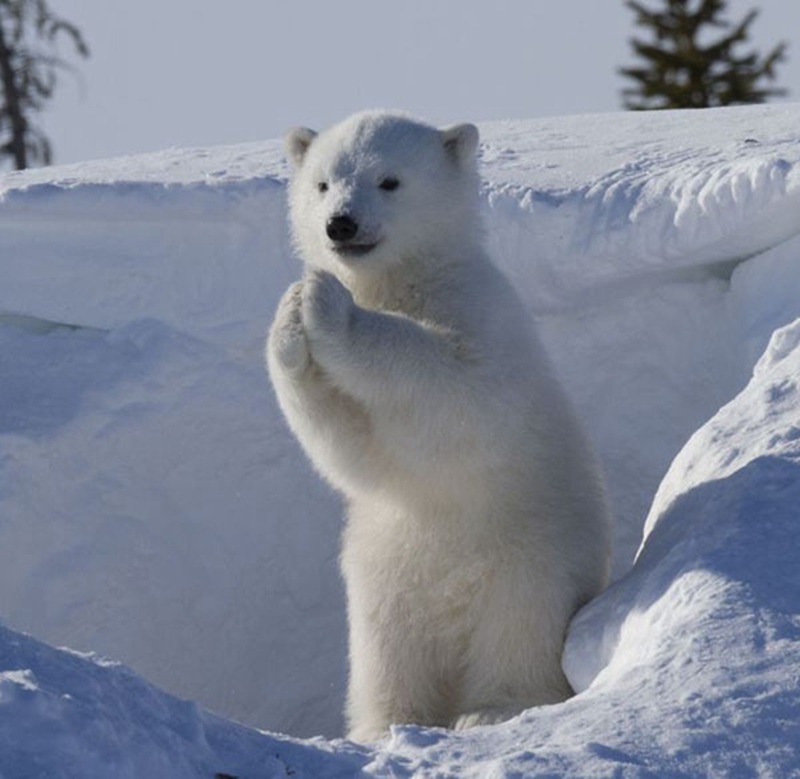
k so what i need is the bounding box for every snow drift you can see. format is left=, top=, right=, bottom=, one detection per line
left=1, top=103, right=799, bottom=776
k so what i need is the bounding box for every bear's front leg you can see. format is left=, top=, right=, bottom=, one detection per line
left=301, top=269, right=489, bottom=482
left=267, top=280, right=379, bottom=494
left=302, top=270, right=473, bottom=416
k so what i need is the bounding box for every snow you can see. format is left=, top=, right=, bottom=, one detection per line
left=0, top=624, right=370, bottom=778
left=1, top=102, right=800, bottom=776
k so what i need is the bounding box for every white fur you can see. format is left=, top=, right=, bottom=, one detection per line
left=267, top=110, right=611, bottom=742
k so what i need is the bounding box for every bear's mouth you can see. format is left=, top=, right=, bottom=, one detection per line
left=331, top=240, right=380, bottom=258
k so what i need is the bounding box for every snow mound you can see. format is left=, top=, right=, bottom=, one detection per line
left=1, top=103, right=800, bottom=775
left=0, top=623, right=369, bottom=779
left=561, top=317, right=800, bottom=777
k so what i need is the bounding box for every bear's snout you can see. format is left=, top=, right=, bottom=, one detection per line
left=326, top=214, right=359, bottom=243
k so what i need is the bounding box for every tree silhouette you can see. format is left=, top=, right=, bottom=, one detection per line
left=620, top=0, right=787, bottom=110
left=0, top=0, right=88, bottom=170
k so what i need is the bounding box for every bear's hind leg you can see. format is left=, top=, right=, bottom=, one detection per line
left=345, top=612, right=457, bottom=742
left=452, top=565, right=575, bottom=730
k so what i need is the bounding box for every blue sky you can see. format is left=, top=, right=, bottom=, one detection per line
left=41, top=1, right=800, bottom=165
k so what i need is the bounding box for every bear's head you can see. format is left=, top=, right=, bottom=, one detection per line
left=284, top=111, right=480, bottom=276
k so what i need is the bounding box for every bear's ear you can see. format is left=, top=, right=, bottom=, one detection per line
left=284, top=127, right=317, bottom=167
left=440, top=123, right=479, bottom=165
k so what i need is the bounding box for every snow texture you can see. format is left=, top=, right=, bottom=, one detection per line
left=1, top=103, right=800, bottom=776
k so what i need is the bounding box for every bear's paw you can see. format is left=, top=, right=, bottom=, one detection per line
left=302, top=270, right=355, bottom=341
left=270, top=281, right=310, bottom=376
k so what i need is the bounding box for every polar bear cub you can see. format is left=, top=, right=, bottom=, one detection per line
left=267, top=110, right=611, bottom=742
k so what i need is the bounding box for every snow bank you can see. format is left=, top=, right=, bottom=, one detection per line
left=481, top=105, right=800, bottom=570
left=1, top=103, right=800, bottom=775
left=0, top=623, right=370, bottom=779
left=560, top=318, right=800, bottom=777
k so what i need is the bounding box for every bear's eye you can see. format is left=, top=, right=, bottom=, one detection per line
left=317, top=182, right=329, bottom=193
left=379, top=177, right=400, bottom=192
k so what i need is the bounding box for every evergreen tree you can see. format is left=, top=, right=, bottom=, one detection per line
left=620, top=0, right=787, bottom=110
left=0, top=0, right=88, bottom=170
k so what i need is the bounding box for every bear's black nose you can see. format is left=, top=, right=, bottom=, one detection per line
left=326, top=214, right=358, bottom=243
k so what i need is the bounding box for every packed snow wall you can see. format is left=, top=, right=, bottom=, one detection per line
left=1, top=105, right=800, bottom=743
